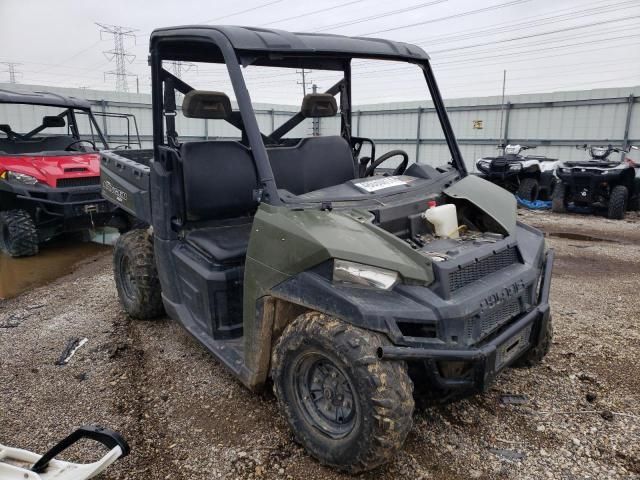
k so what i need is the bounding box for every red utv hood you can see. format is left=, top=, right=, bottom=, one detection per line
left=0, top=152, right=100, bottom=188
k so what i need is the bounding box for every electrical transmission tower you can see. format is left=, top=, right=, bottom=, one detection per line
left=0, top=62, right=21, bottom=83
left=167, top=61, right=196, bottom=79
left=96, top=23, right=138, bottom=92
left=296, top=69, right=312, bottom=96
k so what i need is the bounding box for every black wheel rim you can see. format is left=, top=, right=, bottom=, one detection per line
left=294, top=352, right=358, bottom=439
left=119, top=254, right=136, bottom=300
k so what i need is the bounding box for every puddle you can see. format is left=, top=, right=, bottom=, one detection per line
left=544, top=231, right=625, bottom=244
left=0, top=238, right=111, bottom=300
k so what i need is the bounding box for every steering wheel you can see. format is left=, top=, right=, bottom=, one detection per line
left=363, top=149, right=409, bottom=177
left=65, top=139, right=97, bottom=152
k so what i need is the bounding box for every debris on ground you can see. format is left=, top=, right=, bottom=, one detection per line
left=1, top=210, right=639, bottom=479
left=55, top=337, right=88, bottom=365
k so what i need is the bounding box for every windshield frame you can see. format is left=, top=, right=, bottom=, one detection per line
left=0, top=102, right=109, bottom=150
left=151, top=34, right=467, bottom=207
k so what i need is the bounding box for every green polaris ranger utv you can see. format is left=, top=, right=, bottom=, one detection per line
left=101, top=26, right=554, bottom=472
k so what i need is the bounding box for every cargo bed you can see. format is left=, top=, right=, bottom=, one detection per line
left=100, top=149, right=153, bottom=224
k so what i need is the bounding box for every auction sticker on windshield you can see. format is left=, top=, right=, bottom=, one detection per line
left=356, top=176, right=408, bottom=192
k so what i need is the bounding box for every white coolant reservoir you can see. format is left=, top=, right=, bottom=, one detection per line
left=423, top=203, right=459, bottom=238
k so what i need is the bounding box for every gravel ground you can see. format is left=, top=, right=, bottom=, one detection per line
left=1, top=209, right=639, bottom=479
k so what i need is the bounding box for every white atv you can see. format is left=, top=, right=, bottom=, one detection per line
left=476, top=144, right=559, bottom=201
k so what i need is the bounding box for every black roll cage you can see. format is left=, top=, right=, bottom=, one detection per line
left=150, top=33, right=467, bottom=206
left=0, top=103, right=109, bottom=150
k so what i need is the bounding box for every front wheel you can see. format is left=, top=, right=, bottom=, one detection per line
left=607, top=185, right=628, bottom=219
left=113, top=229, right=164, bottom=319
left=517, top=177, right=540, bottom=201
left=271, top=312, right=414, bottom=473
left=0, top=209, right=39, bottom=257
left=551, top=181, right=567, bottom=213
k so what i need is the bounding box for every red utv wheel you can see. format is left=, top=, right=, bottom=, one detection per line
left=0, top=209, right=39, bottom=257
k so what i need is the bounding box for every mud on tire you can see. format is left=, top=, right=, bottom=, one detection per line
left=513, top=314, right=553, bottom=367
left=0, top=209, right=38, bottom=257
left=271, top=312, right=414, bottom=473
left=113, top=229, right=164, bottom=319
left=607, top=185, right=628, bottom=220
left=517, top=177, right=540, bottom=202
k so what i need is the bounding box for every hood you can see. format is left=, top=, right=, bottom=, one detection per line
left=0, top=152, right=100, bottom=188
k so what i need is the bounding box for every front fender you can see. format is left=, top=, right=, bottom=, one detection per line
left=269, top=269, right=431, bottom=341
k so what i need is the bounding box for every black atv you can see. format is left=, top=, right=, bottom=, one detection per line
left=476, top=144, right=559, bottom=201
left=553, top=144, right=640, bottom=219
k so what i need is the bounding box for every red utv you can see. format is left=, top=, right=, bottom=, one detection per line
left=0, top=89, right=132, bottom=257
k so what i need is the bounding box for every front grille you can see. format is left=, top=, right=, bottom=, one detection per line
left=481, top=296, right=522, bottom=337
left=57, top=176, right=100, bottom=188
left=449, top=248, right=519, bottom=293
left=464, top=294, right=527, bottom=344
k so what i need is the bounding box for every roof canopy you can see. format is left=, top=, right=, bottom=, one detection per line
left=150, top=25, right=429, bottom=69
left=0, top=89, right=92, bottom=109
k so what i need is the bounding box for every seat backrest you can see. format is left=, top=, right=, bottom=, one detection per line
left=180, top=141, right=259, bottom=221
left=267, top=136, right=355, bottom=195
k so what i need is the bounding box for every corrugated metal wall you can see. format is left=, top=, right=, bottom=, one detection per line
left=2, top=82, right=638, bottom=169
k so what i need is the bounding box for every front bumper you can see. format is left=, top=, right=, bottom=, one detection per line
left=379, top=249, right=554, bottom=393
left=12, top=184, right=114, bottom=220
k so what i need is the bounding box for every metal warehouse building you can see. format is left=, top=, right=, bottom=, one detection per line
left=1, top=82, right=638, bottom=170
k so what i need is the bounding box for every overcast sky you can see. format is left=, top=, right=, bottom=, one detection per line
left=1, top=0, right=639, bottom=104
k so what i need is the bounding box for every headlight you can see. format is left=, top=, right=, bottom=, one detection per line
left=333, top=260, right=399, bottom=290
left=4, top=171, right=39, bottom=185
left=509, top=163, right=522, bottom=171
left=505, top=145, right=519, bottom=155
left=477, top=160, right=490, bottom=170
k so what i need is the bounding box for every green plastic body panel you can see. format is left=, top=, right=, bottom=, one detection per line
left=242, top=204, right=434, bottom=343
left=444, top=174, right=517, bottom=235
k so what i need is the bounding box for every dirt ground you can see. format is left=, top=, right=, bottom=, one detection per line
left=1, top=209, right=639, bottom=480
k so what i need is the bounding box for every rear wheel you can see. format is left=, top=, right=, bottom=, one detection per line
left=517, top=177, right=540, bottom=201
left=271, top=312, right=414, bottom=473
left=551, top=181, right=567, bottom=213
left=113, top=229, right=164, bottom=319
left=607, top=185, right=628, bottom=220
left=0, top=209, right=38, bottom=257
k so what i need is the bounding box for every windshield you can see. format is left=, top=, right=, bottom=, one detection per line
left=0, top=104, right=107, bottom=154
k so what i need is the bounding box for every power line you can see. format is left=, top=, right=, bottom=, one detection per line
left=0, top=62, right=21, bottom=84
left=429, top=13, right=640, bottom=54
left=411, top=0, right=637, bottom=46
left=201, top=0, right=286, bottom=23
left=96, top=22, right=138, bottom=92
left=311, top=0, right=447, bottom=33
left=260, top=0, right=364, bottom=26
left=358, top=0, right=531, bottom=36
